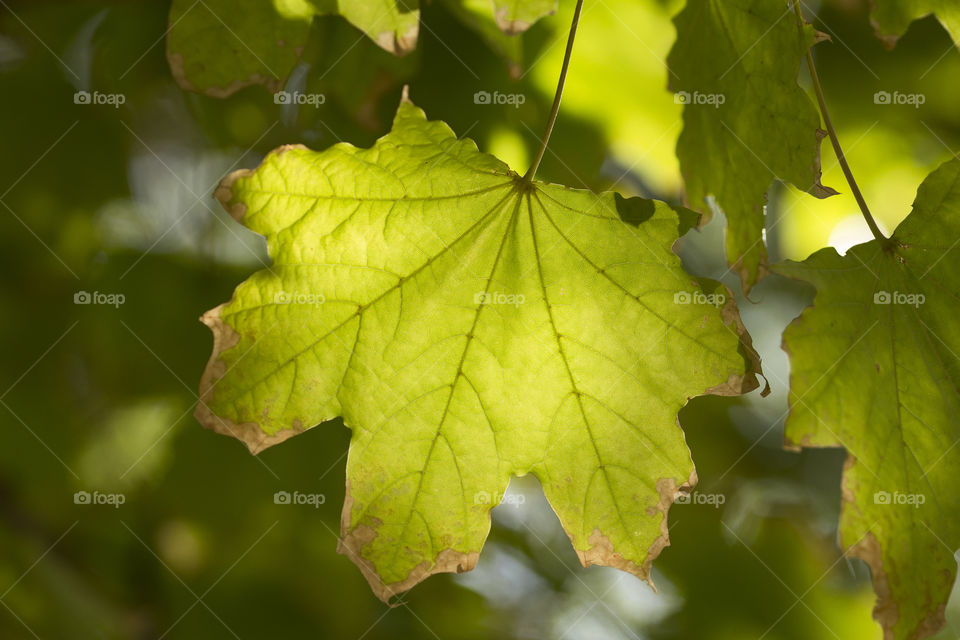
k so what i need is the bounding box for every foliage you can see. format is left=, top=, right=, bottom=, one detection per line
left=2, top=0, right=960, bottom=638
left=667, top=0, right=836, bottom=291
left=776, top=159, right=960, bottom=639
left=197, top=95, right=759, bottom=598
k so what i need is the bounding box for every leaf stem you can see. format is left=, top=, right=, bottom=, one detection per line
left=792, top=1, right=888, bottom=244
left=523, top=0, right=585, bottom=183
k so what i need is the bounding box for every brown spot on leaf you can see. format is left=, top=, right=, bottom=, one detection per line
left=782, top=430, right=817, bottom=452
left=167, top=50, right=281, bottom=98
left=867, top=7, right=902, bottom=52
left=575, top=469, right=697, bottom=592
left=704, top=288, right=768, bottom=397
left=840, top=453, right=859, bottom=509
left=374, top=22, right=419, bottom=56
left=849, top=531, right=899, bottom=637
left=214, top=144, right=310, bottom=222
left=733, top=255, right=771, bottom=297
left=494, top=5, right=556, bottom=35
left=194, top=304, right=305, bottom=454
left=336, top=480, right=479, bottom=603
left=840, top=458, right=949, bottom=640
left=167, top=52, right=196, bottom=93
left=808, top=128, right=840, bottom=199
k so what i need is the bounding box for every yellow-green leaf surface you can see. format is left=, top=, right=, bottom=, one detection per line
left=776, top=159, right=960, bottom=640
left=166, top=0, right=419, bottom=96
left=493, top=0, right=557, bottom=34
left=331, top=0, right=420, bottom=54
left=196, top=93, right=761, bottom=600
left=871, top=0, right=960, bottom=50
left=667, top=0, right=836, bottom=292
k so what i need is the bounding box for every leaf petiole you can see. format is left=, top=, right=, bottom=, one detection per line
left=792, top=0, right=890, bottom=246
left=523, top=0, right=585, bottom=183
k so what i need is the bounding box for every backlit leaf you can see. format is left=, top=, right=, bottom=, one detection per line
left=871, top=0, right=960, bottom=50
left=196, top=92, right=762, bottom=600
left=776, top=159, right=960, bottom=640
left=667, top=0, right=837, bottom=292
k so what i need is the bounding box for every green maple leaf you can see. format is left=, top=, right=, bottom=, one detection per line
left=167, top=0, right=419, bottom=97
left=871, top=0, right=960, bottom=50
left=196, top=92, right=762, bottom=600
left=776, top=159, right=960, bottom=640
left=667, top=0, right=836, bottom=292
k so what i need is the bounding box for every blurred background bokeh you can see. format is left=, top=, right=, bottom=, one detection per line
left=0, top=0, right=958, bottom=637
